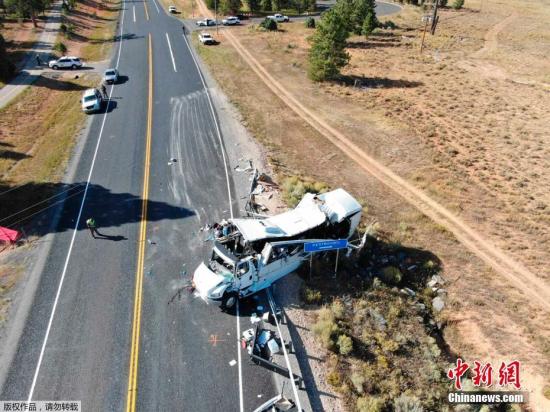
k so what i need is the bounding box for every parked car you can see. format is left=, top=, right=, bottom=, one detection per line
left=197, top=18, right=216, bottom=26
left=267, top=13, right=289, bottom=22
left=222, top=16, right=240, bottom=25
left=48, top=56, right=83, bottom=70
left=198, top=32, right=215, bottom=45
left=103, top=68, right=119, bottom=84
left=168, top=5, right=177, bottom=13
left=81, top=89, right=103, bottom=113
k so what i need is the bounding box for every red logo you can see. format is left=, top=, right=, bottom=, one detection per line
left=447, top=359, right=521, bottom=390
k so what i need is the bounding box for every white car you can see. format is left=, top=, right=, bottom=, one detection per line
left=168, top=5, right=177, bottom=13
left=267, top=13, right=289, bottom=22
left=81, top=88, right=103, bottom=113
left=197, top=18, right=216, bottom=26
left=222, top=16, right=240, bottom=25
left=198, top=32, right=215, bottom=45
left=48, top=56, right=83, bottom=70
left=103, top=68, right=119, bottom=84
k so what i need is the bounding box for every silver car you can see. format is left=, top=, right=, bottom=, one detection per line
left=103, top=68, right=119, bottom=84
left=81, top=88, right=103, bottom=113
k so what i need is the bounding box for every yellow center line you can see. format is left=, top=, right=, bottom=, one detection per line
left=144, top=1, right=149, bottom=20
left=126, top=33, right=153, bottom=412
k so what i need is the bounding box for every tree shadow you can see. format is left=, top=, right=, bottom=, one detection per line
left=347, top=37, right=401, bottom=49
left=336, top=74, right=423, bottom=89
left=5, top=74, right=90, bottom=91
left=0, top=181, right=194, bottom=238
left=0, top=149, right=31, bottom=161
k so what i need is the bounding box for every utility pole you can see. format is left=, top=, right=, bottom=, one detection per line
left=215, top=0, right=218, bottom=34
left=430, top=0, right=440, bottom=35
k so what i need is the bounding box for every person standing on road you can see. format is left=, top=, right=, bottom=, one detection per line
left=86, top=217, right=101, bottom=238
left=101, top=83, right=108, bottom=99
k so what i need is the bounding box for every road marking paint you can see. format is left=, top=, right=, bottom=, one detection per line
left=26, top=0, right=127, bottom=402
left=125, top=33, right=153, bottom=412
left=266, top=289, right=302, bottom=412
left=151, top=0, right=160, bottom=13
left=144, top=1, right=149, bottom=20
left=181, top=33, right=242, bottom=412
left=165, top=33, right=177, bottom=72
left=236, top=301, right=244, bottom=412
left=133, top=5, right=136, bottom=22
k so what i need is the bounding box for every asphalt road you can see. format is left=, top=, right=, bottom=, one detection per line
left=0, top=1, right=283, bottom=410
left=187, top=0, right=402, bottom=28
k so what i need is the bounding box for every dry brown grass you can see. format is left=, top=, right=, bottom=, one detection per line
left=197, top=1, right=550, bottom=408
left=59, top=0, right=121, bottom=61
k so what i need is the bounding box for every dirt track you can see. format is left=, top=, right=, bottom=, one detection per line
left=194, top=1, right=550, bottom=312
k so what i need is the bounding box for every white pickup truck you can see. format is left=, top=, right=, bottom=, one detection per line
left=267, top=13, right=289, bottom=22
left=193, top=189, right=363, bottom=310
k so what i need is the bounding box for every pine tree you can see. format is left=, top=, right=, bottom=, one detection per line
left=361, top=10, right=377, bottom=37
left=308, top=9, right=350, bottom=81
left=351, top=0, right=376, bottom=35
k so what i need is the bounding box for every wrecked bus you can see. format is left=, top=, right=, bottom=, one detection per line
left=192, top=188, right=363, bottom=310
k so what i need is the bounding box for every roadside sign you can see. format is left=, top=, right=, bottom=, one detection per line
left=304, top=239, right=348, bottom=253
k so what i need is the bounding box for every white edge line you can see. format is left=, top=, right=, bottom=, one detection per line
left=165, top=33, right=178, bottom=73
left=151, top=0, right=160, bottom=13
left=27, top=0, right=127, bottom=401
left=236, top=301, right=243, bottom=412
left=181, top=33, right=242, bottom=411
left=267, top=289, right=302, bottom=411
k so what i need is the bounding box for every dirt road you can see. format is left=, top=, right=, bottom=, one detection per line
left=193, top=0, right=550, bottom=312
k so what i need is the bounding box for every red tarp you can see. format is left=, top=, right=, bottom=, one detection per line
left=0, top=226, right=21, bottom=243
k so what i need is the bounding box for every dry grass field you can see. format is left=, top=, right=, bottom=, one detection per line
left=58, top=0, right=121, bottom=62
left=196, top=0, right=550, bottom=408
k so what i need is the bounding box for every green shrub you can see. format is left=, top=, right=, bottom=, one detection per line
left=337, top=334, right=353, bottom=355
left=327, top=370, right=342, bottom=387
left=381, top=20, right=397, bottom=29
left=394, top=393, right=424, bottom=412
left=312, top=307, right=339, bottom=349
left=452, top=0, right=464, bottom=9
left=331, top=299, right=345, bottom=319
left=438, top=0, right=448, bottom=6
left=303, top=287, right=322, bottom=304
left=357, top=396, right=386, bottom=412
left=380, top=266, right=402, bottom=285
left=281, top=176, right=329, bottom=207
left=544, top=386, right=550, bottom=400
left=351, top=371, right=365, bottom=393
left=260, top=17, right=277, bottom=31
left=305, top=16, right=315, bottom=28
left=60, top=23, right=68, bottom=33
left=53, top=42, right=67, bottom=53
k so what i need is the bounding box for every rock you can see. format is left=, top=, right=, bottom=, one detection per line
left=369, top=309, right=387, bottom=331
left=401, top=287, right=416, bottom=297
left=416, top=303, right=426, bottom=311
left=436, top=288, right=447, bottom=296
left=432, top=296, right=445, bottom=312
